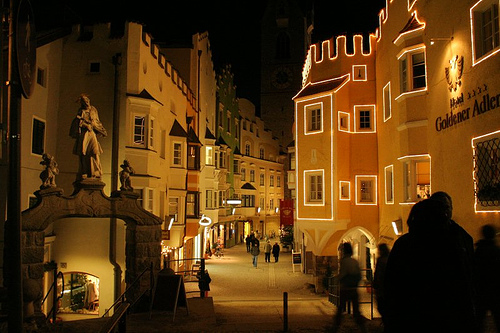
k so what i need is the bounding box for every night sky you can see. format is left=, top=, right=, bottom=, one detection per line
left=33, top=0, right=386, bottom=104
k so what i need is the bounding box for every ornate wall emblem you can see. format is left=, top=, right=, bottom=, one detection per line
left=445, top=55, right=464, bottom=92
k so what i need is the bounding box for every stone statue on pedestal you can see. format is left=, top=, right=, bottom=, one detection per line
left=69, top=94, right=107, bottom=180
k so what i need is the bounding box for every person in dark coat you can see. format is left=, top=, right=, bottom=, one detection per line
left=474, top=224, right=500, bottom=332
left=384, top=199, right=477, bottom=333
left=373, top=243, right=390, bottom=329
left=333, top=242, right=366, bottom=333
left=272, top=242, right=280, bottom=262
left=245, top=235, right=251, bottom=252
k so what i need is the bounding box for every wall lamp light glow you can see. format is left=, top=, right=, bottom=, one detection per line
left=257, top=207, right=261, bottom=213
left=227, top=198, right=242, bottom=205
left=168, top=217, right=174, bottom=230
left=232, top=208, right=236, bottom=215
left=392, top=221, right=401, bottom=235
left=429, top=37, right=453, bottom=45
left=275, top=207, right=279, bottom=213
left=199, top=214, right=212, bottom=226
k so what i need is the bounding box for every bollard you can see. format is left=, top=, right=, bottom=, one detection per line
left=283, top=292, right=288, bottom=332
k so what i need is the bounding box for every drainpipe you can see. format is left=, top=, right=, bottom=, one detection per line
left=110, top=53, right=122, bottom=301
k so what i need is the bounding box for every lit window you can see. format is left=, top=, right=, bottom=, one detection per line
left=250, top=170, right=255, bottom=182
left=354, top=105, right=375, bottom=132
left=187, top=145, right=200, bottom=170
left=173, top=142, right=183, bottom=166
left=270, top=175, right=275, bottom=187
left=399, top=48, right=427, bottom=93
left=355, top=176, right=377, bottom=205
left=305, top=171, right=323, bottom=203
left=134, top=116, right=146, bottom=146
left=383, top=82, right=392, bottom=122
left=149, top=116, right=155, bottom=149
left=471, top=0, right=500, bottom=65
left=135, top=188, right=155, bottom=213
left=339, top=181, right=350, bottom=200
left=472, top=131, right=500, bottom=210
left=32, top=117, right=45, bottom=155
left=206, top=146, right=213, bottom=165
left=260, top=173, right=265, bottom=186
left=290, top=152, right=296, bottom=170
left=187, top=192, right=198, bottom=217
left=169, top=197, right=179, bottom=222
left=338, top=112, right=350, bottom=132
left=206, top=190, right=213, bottom=209
left=385, top=165, right=394, bottom=204
left=400, top=155, right=431, bottom=202
left=305, top=104, right=322, bottom=133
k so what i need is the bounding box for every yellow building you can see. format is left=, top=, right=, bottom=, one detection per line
left=294, top=0, right=500, bottom=289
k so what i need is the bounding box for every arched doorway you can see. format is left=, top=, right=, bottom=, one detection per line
left=22, top=180, right=162, bottom=317
left=338, top=227, right=377, bottom=282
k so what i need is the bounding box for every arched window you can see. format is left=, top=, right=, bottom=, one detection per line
left=245, top=143, right=251, bottom=156
left=259, top=147, right=265, bottom=159
left=276, top=32, right=290, bottom=59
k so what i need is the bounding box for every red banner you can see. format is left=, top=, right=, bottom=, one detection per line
left=280, top=199, right=294, bottom=227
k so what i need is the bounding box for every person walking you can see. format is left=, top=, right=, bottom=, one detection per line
left=333, top=242, right=366, bottom=333
left=384, top=199, right=477, bottom=333
left=272, top=242, right=280, bottom=262
left=245, top=235, right=251, bottom=252
left=373, top=243, right=390, bottom=330
left=250, top=241, right=260, bottom=268
left=474, top=224, right=500, bottom=332
left=264, top=241, right=272, bottom=263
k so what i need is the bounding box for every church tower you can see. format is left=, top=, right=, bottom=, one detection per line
left=260, top=0, right=313, bottom=149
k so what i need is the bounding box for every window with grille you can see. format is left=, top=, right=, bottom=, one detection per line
left=473, top=135, right=500, bottom=208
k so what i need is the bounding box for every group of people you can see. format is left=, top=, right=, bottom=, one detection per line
left=246, top=233, right=280, bottom=268
left=333, top=191, right=500, bottom=333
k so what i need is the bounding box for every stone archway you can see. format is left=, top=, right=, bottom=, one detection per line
left=21, top=179, right=162, bottom=313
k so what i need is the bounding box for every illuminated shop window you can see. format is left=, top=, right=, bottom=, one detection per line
left=339, top=181, right=351, bottom=200
left=354, top=105, right=376, bottom=133
left=471, top=0, right=500, bottom=65
left=472, top=131, right=500, bottom=211
left=32, top=117, right=45, bottom=155
left=305, top=170, right=324, bottom=204
left=399, top=155, right=431, bottom=203
left=305, top=103, right=323, bottom=134
left=385, top=165, right=394, bottom=204
left=399, top=47, right=427, bottom=94
left=338, top=112, right=350, bottom=132
left=60, top=273, right=100, bottom=315
left=356, top=176, right=377, bottom=205
left=383, top=82, right=392, bottom=122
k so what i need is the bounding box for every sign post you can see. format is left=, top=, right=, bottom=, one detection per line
left=291, top=250, right=302, bottom=273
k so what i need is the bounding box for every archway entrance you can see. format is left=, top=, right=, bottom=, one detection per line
left=339, top=227, right=377, bottom=282
left=22, top=180, right=162, bottom=317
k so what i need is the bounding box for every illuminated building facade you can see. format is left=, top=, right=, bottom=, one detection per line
left=294, top=0, right=500, bottom=288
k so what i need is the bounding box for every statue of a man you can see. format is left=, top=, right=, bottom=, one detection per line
left=69, top=94, right=107, bottom=179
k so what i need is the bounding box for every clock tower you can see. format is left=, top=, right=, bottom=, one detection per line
left=260, top=0, right=313, bottom=148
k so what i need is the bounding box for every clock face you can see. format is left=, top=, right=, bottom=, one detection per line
left=271, top=66, right=293, bottom=89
